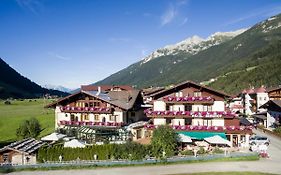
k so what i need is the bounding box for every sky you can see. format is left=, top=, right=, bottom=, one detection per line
left=1, top=0, right=281, bottom=89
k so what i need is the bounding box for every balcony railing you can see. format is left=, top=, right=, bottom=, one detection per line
left=163, top=96, right=214, bottom=103
left=59, top=120, right=123, bottom=127
left=144, top=124, right=253, bottom=132
left=144, top=109, right=236, bottom=118
left=60, top=106, right=112, bottom=113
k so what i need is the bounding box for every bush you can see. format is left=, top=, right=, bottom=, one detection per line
left=181, top=149, right=193, bottom=155
left=273, top=127, right=281, bottom=135
left=16, top=118, right=41, bottom=139
left=197, top=147, right=206, bottom=154
left=37, top=141, right=150, bottom=162
left=4, top=100, right=11, bottom=105
left=212, top=147, right=224, bottom=154
left=151, top=125, right=178, bottom=158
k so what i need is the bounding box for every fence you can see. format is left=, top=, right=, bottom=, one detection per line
left=0, top=152, right=257, bottom=170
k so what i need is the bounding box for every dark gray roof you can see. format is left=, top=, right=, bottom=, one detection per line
left=0, top=138, right=46, bottom=155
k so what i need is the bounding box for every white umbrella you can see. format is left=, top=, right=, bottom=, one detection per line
left=204, top=135, right=231, bottom=146
left=178, top=133, right=192, bottom=143
left=64, top=139, right=86, bottom=148
left=41, top=132, right=66, bottom=141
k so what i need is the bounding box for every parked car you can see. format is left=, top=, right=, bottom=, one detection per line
left=250, top=136, right=270, bottom=146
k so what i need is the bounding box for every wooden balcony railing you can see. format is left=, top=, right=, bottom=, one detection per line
left=144, top=124, right=253, bottom=132
left=163, top=96, right=214, bottom=103
left=144, top=109, right=236, bottom=118
left=60, top=106, right=112, bottom=113
left=59, top=120, right=123, bottom=127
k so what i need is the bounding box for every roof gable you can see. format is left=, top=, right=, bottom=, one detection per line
left=150, top=81, right=231, bottom=100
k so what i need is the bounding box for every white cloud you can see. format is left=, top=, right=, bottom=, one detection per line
left=160, top=1, right=189, bottom=27
left=161, top=5, right=177, bottom=26
left=108, top=37, right=132, bottom=43
left=15, top=0, right=43, bottom=14
left=48, top=52, right=71, bottom=61
left=180, top=17, right=188, bottom=26
left=224, top=5, right=281, bottom=26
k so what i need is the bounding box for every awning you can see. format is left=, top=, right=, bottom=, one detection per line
left=41, top=132, right=66, bottom=141
left=64, top=139, right=86, bottom=148
left=178, top=133, right=192, bottom=143
left=177, top=131, right=226, bottom=140
left=204, top=135, right=231, bottom=146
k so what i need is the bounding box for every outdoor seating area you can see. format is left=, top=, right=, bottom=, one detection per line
left=59, top=120, right=124, bottom=127
left=144, top=109, right=237, bottom=118
left=144, top=124, right=253, bottom=132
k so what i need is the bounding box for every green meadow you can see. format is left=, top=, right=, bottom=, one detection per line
left=0, top=99, right=55, bottom=144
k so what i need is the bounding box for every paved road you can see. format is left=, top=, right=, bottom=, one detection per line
left=8, top=129, right=281, bottom=175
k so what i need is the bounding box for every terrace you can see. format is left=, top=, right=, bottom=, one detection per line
left=145, top=109, right=236, bottom=118
left=60, top=106, right=112, bottom=114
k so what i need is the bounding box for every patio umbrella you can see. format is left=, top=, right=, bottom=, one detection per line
left=204, top=135, right=231, bottom=146
left=41, top=132, right=66, bottom=141
left=178, top=133, right=193, bottom=143
left=64, top=139, right=86, bottom=148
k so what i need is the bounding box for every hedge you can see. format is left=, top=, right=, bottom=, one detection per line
left=37, top=142, right=151, bottom=162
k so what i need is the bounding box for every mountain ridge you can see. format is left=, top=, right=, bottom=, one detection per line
left=95, top=13, right=281, bottom=94
left=0, top=58, right=69, bottom=99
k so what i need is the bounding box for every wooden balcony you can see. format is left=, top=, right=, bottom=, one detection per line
left=59, top=120, right=123, bottom=127
left=60, top=106, right=112, bottom=114
left=144, top=109, right=236, bottom=119
left=144, top=124, right=252, bottom=133
left=163, top=96, right=214, bottom=104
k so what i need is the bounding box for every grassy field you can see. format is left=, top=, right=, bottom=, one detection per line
left=0, top=99, right=55, bottom=144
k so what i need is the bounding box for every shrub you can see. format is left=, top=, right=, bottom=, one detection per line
left=37, top=141, right=150, bottom=162
left=273, top=127, right=281, bottom=135
left=151, top=125, right=178, bottom=158
left=181, top=149, right=193, bottom=155
left=16, top=118, right=41, bottom=139
left=212, top=147, right=224, bottom=154
left=197, top=147, right=206, bottom=154
left=4, top=100, right=11, bottom=105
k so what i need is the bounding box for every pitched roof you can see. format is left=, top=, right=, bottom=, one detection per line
left=0, top=138, right=46, bottom=155
left=259, top=100, right=281, bottom=111
left=81, top=85, right=134, bottom=92
left=267, top=86, right=281, bottom=93
left=46, top=89, right=141, bottom=111
left=150, top=80, right=231, bottom=99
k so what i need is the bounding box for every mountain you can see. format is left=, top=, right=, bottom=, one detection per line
left=95, top=13, right=281, bottom=94
left=0, top=58, right=69, bottom=99
left=43, top=84, right=73, bottom=93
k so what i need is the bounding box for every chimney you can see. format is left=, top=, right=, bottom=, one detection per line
left=96, top=86, right=101, bottom=96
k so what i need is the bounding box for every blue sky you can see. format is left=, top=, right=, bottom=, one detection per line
left=1, top=0, right=281, bottom=89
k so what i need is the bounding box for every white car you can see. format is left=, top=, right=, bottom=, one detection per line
left=250, top=136, right=270, bottom=146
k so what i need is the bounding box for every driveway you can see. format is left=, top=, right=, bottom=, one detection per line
left=8, top=129, right=281, bottom=175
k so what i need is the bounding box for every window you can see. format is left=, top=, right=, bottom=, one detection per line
left=185, top=105, right=192, bottom=111
left=203, top=105, right=212, bottom=111
left=109, top=115, right=116, bottom=121
left=83, top=114, right=89, bottom=120
left=89, top=102, right=93, bottom=107
left=179, top=91, right=183, bottom=97
left=94, top=114, right=99, bottom=121
left=194, top=91, right=202, bottom=97
left=94, top=102, right=100, bottom=107
left=175, top=92, right=179, bottom=97
left=166, top=105, right=170, bottom=111
left=203, top=119, right=212, bottom=126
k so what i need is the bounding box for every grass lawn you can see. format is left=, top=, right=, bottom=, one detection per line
left=169, top=172, right=277, bottom=175
left=0, top=99, right=55, bottom=144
